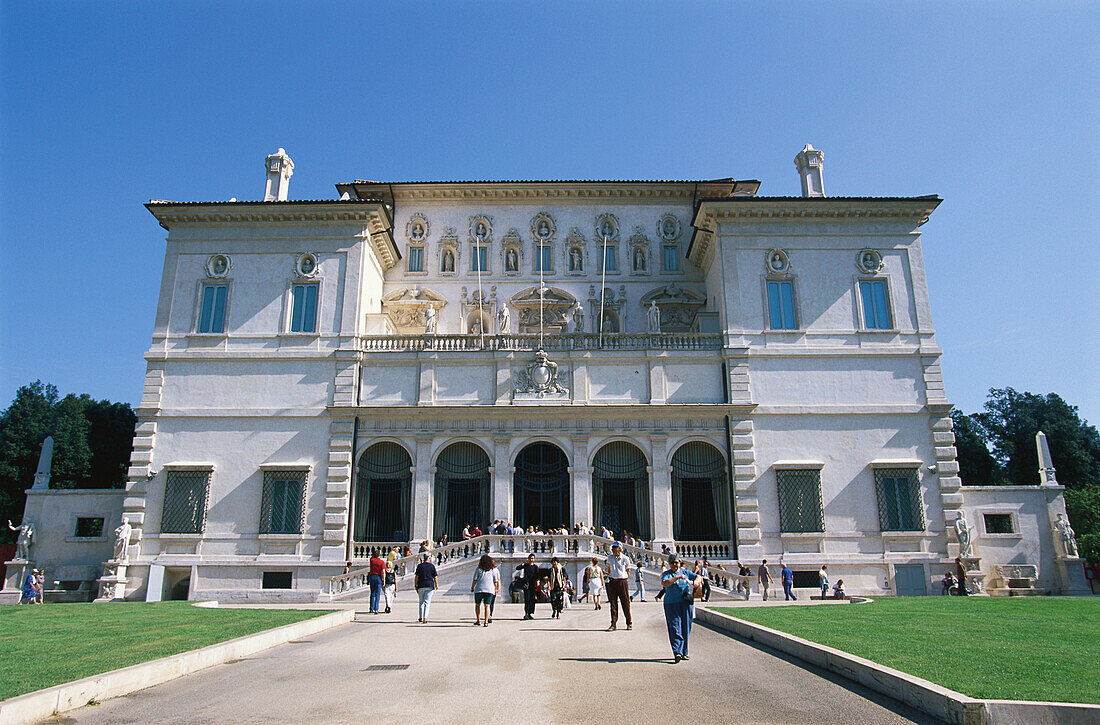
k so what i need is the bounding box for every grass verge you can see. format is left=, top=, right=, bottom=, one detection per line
left=0, top=602, right=329, bottom=700
left=714, top=597, right=1099, bottom=704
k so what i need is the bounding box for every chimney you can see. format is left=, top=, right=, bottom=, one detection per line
left=264, top=148, right=294, bottom=201
left=794, top=144, right=825, bottom=197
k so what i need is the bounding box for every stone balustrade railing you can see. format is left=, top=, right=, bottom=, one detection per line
left=358, top=332, right=723, bottom=353
left=669, top=541, right=733, bottom=561
left=327, top=535, right=738, bottom=598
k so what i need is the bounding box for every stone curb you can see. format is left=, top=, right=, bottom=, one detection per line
left=696, top=607, right=1100, bottom=725
left=0, top=609, right=355, bottom=725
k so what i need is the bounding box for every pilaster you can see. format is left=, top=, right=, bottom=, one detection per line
left=730, top=418, right=761, bottom=560
left=492, top=435, right=512, bottom=522
left=410, top=435, right=434, bottom=541
left=320, top=418, right=353, bottom=562
left=649, top=434, right=672, bottom=542
left=570, top=435, right=591, bottom=528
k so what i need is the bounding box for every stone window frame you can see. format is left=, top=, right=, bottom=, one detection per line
left=534, top=241, right=555, bottom=275
left=774, top=463, right=826, bottom=534
left=871, top=465, right=926, bottom=532
left=284, top=278, right=323, bottom=335
left=978, top=509, right=1022, bottom=538
left=500, top=230, right=524, bottom=277
left=67, top=514, right=108, bottom=542
left=405, top=243, right=427, bottom=276
left=258, top=466, right=310, bottom=536
left=438, top=228, right=460, bottom=277
left=469, top=241, right=492, bottom=275
left=563, top=230, right=587, bottom=276
left=193, top=279, right=232, bottom=336
left=762, top=274, right=800, bottom=332
left=160, top=466, right=214, bottom=536
left=660, top=242, right=683, bottom=275
left=855, top=276, right=896, bottom=332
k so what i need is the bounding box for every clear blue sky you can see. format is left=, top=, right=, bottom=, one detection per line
left=2, top=2, right=1097, bottom=423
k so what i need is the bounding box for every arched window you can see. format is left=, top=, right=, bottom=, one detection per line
left=671, top=442, right=731, bottom=541
left=592, top=442, right=650, bottom=541
left=355, top=442, right=412, bottom=542
left=513, top=443, right=570, bottom=532
left=433, top=442, right=490, bottom=542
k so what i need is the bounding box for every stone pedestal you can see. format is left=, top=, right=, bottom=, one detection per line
left=94, top=560, right=128, bottom=602
left=0, top=559, right=31, bottom=604
left=959, top=556, right=987, bottom=595
left=1056, top=557, right=1091, bottom=596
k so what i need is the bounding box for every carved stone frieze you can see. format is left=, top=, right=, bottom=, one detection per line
left=510, top=285, right=577, bottom=333
left=382, top=286, right=447, bottom=333
left=640, top=283, right=706, bottom=332
left=514, top=349, right=569, bottom=399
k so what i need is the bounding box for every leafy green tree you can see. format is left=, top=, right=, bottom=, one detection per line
left=84, top=400, right=138, bottom=488
left=951, top=409, right=1001, bottom=485
left=1065, top=485, right=1100, bottom=564
left=51, top=394, right=93, bottom=488
left=0, top=381, right=59, bottom=530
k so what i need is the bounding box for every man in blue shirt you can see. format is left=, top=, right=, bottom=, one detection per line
left=660, top=554, right=700, bottom=663
left=781, top=562, right=795, bottom=600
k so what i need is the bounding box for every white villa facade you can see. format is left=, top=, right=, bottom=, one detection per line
left=4, top=147, right=1088, bottom=603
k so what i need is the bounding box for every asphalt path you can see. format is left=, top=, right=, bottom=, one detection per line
left=56, top=599, right=941, bottom=724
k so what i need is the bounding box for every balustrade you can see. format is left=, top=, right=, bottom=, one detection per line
left=358, top=332, right=722, bottom=353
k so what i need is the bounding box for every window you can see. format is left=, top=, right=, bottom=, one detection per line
left=197, top=284, right=228, bottom=334
left=601, top=245, right=618, bottom=272
left=407, top=246, right=424, bottom=272
left=535, top=245, right=553, bottom=272
left=874, top=468, right=924, bottom=531
left=859, top=280, right=892, bottom=329
left=74, top=517, right=104, bottom=538
left=472, top=246, right=489, bottom=272
left=162, top=470, right=211, bottom=534
left=262, top=571, right=293, bottom=589
left=767, top=280, right=797, bottom=330
left=984, top=513, right=1015, bottom=534
left=777, top=469, right=824, bottom=532
left=290, top=283, right=319, bottom=333
left=662, top=245, right=679, bottom=272
left=260, top=470, right=306, bottom=534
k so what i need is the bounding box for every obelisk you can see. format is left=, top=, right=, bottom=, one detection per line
left=1036, top=431, right=1057, bottom=485
left=31, top=436, right=53, bottom=490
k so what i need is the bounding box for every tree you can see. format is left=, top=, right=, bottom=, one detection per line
left=951, top=409, right=1001, bottom=485
left=51, top=394, right=93, bottom=488
left=0, top=381, right=59, bottom=531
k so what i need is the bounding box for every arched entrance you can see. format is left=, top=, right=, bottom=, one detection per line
left=671, top=441, right=731, bottom=541
left=513, top=443, right=570, bottom=532
left=592, top=442, right=651, bottom=540
left=355, top=442, right=412, bottom=542
left=433, top=442, right=490, bottom=542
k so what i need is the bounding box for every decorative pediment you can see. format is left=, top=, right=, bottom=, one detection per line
left=640, top=283, right=706, bottom=332
left=510, top=286, right=577, bottom=333
left=382, top=287, right=447, bottom=333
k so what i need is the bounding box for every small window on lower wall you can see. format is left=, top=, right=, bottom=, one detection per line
left=74, top=517, right=105, bottom=538
left=791, top=571, right=819, bottom=588
left=983, top=513, right=1015, bottom=534
left=262, top=571, right=293, bottom=589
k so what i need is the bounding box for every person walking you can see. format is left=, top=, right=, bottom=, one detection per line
left=548, top=557, right=567, bottom=618
left=471, top=554, right=500, bottom=626
left=738, top=562, right=752, bottom=600
left=604, top=542, right=633, bottom=630
left=20, top=569, right=37, bottom=604
left=757, top=560, right=773, bottom=601
left=692, top=560, right=712, bottom=603
left=630, top=564, right=646, bottom=602
left=414, top=554, right=438, bottom=623
left=585, top=557, right=605, bottom=610
left=818, top=564, right=829, bottom=599
left=382, top=561, right=397, bottom=613
left=368, top=549, right=386, bottom=614
left=781, top=562, right=795, bottom=601
left=519, top=554, right=542, bottom=620
left=661, top=554, right=701, bottom=663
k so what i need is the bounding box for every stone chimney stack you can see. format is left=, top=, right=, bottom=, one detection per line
left=794, top=144, right=825, bottom=197
left=263, top=148, right=294, bottom=201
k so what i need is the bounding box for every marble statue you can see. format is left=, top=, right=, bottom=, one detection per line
left=475, top=222, right=487, bottom=242
left=537, top=220, right=550, bottom=238
left=113, top=517, right=132, bottom=563
left=600, top=220, right=613, bottom=239
left=634, top=247, right=646, bottom=272
left=569, top=247, right=582, bottom=271
left=411, top=221, right=425, bottom=240
left=424, top=305, right=437, bottom=334
left=300, top=255, right=315, bottom=274
left=32, top=436, right=53, bottom=490
left=573, top=305, right=585, bottom=333
left=1055, top=513, right=1079, bottom=558
left=663, top=218, right=676, bottom=238
left=506, top=248, right=518, bottom=272
left=7, top=520, right=34, bottom=560
left=497, top=305, right=510, bottom=335
left=954, top=512, right=972, bottom=557
left=442, top=249, right=454, bottom=272
left=647, top=301, right=661, bottom=333
left=212, top=255, right=227, bottom=275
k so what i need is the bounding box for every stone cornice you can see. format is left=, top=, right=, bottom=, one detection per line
left=339, top=181, right=738, bottom=204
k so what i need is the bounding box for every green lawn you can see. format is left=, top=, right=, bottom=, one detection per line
left=0, top=602, right=330, bottom=700
left=714, top=597, right=1100, bottom=704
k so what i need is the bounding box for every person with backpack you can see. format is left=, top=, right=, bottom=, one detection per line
left=661, top=554, right=702, bottom=663
left=382, top=561, right=398, bottom=614
left=414, top=554, right=438, bottom=623
left=470, top=554, right=500, bottom=626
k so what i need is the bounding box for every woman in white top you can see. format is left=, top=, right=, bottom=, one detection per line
left=585, top=557, right=605, bottom=610
left=470, top=554, right=501, bottom=626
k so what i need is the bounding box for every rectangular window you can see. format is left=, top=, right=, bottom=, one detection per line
left=777, top=469, right=825, bottom=533
left=262, top=571, right=293, bottom=589
left=984, top=513, right=1015, bottom=534
left=535, top=246, right=553, bottom=272
left=859, top=280, right=892, bottom=329
left=290, top=283, right=319, bottom=333
left=74, top=517, right=104, bottom=538
left=260, top=470, right=306, bottom=534
left=472, top=246, right=489, bottom=272
left=874, top=468, right=924, bottom=531
left=663, top=245, right=679, bottom=272
left=767, top=280, right=797, bottom=330
left=197, top=284, right=228, bottom=334
left=602, top=245, right=618, bottom=272
left=161, top=470, right=211, bottom=534
left=408, top=246, right=424, bottom=272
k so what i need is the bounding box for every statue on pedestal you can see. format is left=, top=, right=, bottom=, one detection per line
left=1055, top=513, right=1079, bottom=558
left=954, top=512, right=973, bottom=558
left=113, top=517, right=132, bottom=563
left=7, top=520, right=34, bottom=561
left=424, top=305, right=437, bottom=335
left=647, top=301, right=661, bottom=333
left=573, top=305, right=585, bottom=333
left=497, top=305, right=510, bottom=335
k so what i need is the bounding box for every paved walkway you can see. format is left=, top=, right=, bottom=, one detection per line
left=60, top=599, right=940, bottom=724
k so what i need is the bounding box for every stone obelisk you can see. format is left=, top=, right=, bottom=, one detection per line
left=1038, top=430, right=1089, bottom=594
left=1036, top=431, right=1058, bottom=486
left=31, top=436, right=53, bottom=490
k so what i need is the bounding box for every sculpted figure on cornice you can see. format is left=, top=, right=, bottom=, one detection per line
left=382, top=286, right=446, bottom=333
left=640, top=283, right=706, bottom=332
left=438, top=226, right=459, bottom=275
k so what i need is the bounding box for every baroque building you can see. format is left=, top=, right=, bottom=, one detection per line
left=4, top=147, right=1088, bottom=603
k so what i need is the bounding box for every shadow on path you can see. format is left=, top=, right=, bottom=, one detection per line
left=559, top=657, right=670, bottom=664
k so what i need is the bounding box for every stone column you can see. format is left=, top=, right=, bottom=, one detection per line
left=649, top=434, right=673, bottom=543
left=492, top=435, right=512, bottom=522
left=570, top=435, right=591, bottom=528
left=410, top=436, right=434, bottom=543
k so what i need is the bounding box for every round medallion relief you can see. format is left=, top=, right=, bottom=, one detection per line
left=206, top=254, right=231, bottom=278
